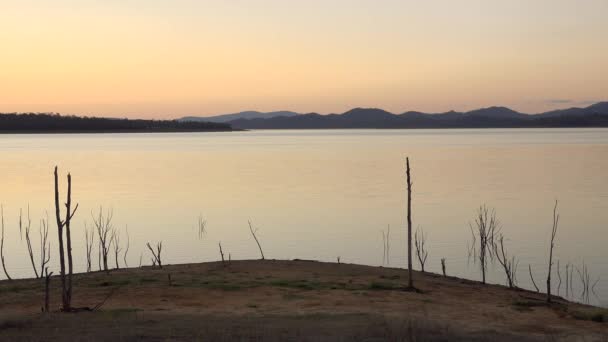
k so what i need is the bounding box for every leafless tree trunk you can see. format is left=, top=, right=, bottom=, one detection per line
left=414, top=226, right=428, bottom=272
left=85, top=223, right=94, bottom=272
left=469, top=205, right=499, bottom=284
left=44, top=267, right=53, bottom=313
left=123, top=225, right=130, bottom=268
left=382, top=225, right=390, bottom=265
left=248, top=221, right=265, bottom=260
left=112, top=229, right=121, bottom=269
left=494, top=235, right=518, bottom=288
left=406, top=157, right=413, bottom=289
left=0, top=205, right=11, bottom=280
left=22, top=206, right=40, bottom=278
left=529, top=264, right=539, bottom=292
left=441, top=258, right=446, bottom=277
left=54, top=167, right=79, bottom=312
left=556, top=260, right=562, bottom=296
left=218, top=242, right=225, bottom=266
left=546, top=200, right=559, bottom=303
left=39, top=213, right=51, bottom=279
left=198, top=215, right=207, bottom=239
left=146, top=242, right=162, bottom=269
left=92, top=207, right=114, bottom=272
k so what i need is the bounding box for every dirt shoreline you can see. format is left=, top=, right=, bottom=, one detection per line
left=0, top=259, right=606, bottom=341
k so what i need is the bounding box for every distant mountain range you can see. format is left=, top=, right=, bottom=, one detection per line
left=181, top=111, right=299, bottom=123
left=181, top=102, right=608, bottom=129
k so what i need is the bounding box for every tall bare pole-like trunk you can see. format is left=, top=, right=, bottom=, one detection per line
left=54, top=167, right=78, bottom=312
left=546, top=200, right=559, bottom=303
left=54, top=167, right=67, bottom=310
left=406, top=157, right=413, bottom=289
left=65, top=173, right=74, bottom=305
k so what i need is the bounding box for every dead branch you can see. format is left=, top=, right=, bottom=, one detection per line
left=198, top=215, right=207, bottom=240
left=494, top=235, right=518, bottom=288
left=529, top=264, right=540, bottom=293
left=111, top=228, right=121, bottom=269
left=146, top=241, right=162, bottom=269
left=22, top=205, right=40, bottom=278
left=441, top=258, right=446, bottom=277
left=85, top=223, right=94, bottom=272
left=39, top=213, right=51, bottom=279
left=218, top=242, right=225, bottom=266
left=248, top=220, right=265, bottom=260
left=123, top=225, right=130, bottom=268
left=546, top=200, right=559, bottom=303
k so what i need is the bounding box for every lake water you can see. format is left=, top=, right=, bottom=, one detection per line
left=1, top=129, right=607, bottom=306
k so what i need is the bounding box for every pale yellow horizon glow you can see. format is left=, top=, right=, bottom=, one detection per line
left=1, top=0, right=607, bottom=119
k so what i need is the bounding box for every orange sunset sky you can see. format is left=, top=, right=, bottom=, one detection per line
left=1, top=0, right=607, bottom=119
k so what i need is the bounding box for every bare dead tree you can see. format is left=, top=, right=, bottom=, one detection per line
left=22, top=206, right=40, bottom=278
left=529, top=264, right=540, bottom=293
left=494, top=235, right=518, bottom=288
left=138, top=253, right=143, bottom=268
left=146, top=242, right=162, bottom=269
left=382, top=225, right=391, bottom=265
left=123, top=225, right=130, bottom=268
left=414, top=226, right=428, bottom=272
left=44, top=267, right=53, bottom=313
left=565, top=263, right=569, bottom=298
left=576, top=262, right=591, bottom=304
left=406, top=157, right=414, bottom=289
left=218, top=242, right=225, bottom=266
left=469, top=205, right=500, bottom=284
left=248, top=220, right=265, bottom=260
left=112, top=228, right=121, bottom=270
left=0, top=205, right=11, bottom=280
left=197, top=215, right=207, bottom=239
left=546, top=201, right=559, bottom=303
left=39, top=213, right=51, bottom=279
left=337, top=256, right=341, bottom=264
left=440, top=258, right=447, bottom=276
left=92, top=207, right=114, bottom=272
left=54, top=167, right=79, bottom=312
left=84, top=223, right=94, bottom=272
left=556, top=260, right=562, bottom=296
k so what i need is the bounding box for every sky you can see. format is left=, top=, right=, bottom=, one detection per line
left=1, top=0, right=607, bottom=119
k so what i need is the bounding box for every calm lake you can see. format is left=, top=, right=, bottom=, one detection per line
left=1, top=128, right=607, bottom=306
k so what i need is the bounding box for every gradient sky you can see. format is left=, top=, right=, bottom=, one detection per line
left=1, top=0, right=607, bottom=119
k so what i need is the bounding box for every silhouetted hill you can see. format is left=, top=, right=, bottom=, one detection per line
left=226, top=103, right=608, bottom=129
left=0, top=113, right=233, bottom=133
left=181, top=110, right=299, bottom=123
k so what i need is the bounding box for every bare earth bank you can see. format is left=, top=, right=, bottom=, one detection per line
left=0, top=260, right=606, bottom=341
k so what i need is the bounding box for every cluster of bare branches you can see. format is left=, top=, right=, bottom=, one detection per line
left=469, top=205, right=500, bottom=284
left=382, top=225, right=390, bottom=265
left=92, top=207, right=114, bottom=272
left=147, top=241, right=163, bottom=268
left=414, top=226, right=428, bottom=272
left=22, top=207, right=51, bottom=279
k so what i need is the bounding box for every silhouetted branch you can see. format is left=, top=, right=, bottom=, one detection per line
left=0, top=205, right=11, bottom=280
left=248, top=220, right=265, bottom=260
left=546, top=200, right=559, bottom=303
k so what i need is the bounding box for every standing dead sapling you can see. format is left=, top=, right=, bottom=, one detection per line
left=546, top=200, right=559, bottom=303
left=406, top=157, right=414, bottom=289
left=248, top=220, right=265, bottom=260
left=0, top=205, right=11, bottom=280
left=414, top=226, right=428, bottom=272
